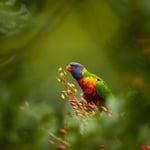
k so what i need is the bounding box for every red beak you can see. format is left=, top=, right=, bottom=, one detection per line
left=66, top=65, right=72, bottom=72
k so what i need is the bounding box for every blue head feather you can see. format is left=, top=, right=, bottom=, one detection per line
left=69, top=62, right=84, bottom=80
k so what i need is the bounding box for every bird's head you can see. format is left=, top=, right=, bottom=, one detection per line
left=66, top=62, right=84, bottom=80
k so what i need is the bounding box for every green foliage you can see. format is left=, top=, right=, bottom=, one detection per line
left=0, top=0, right=150, bottom=150
left=0, top=0, right=30, bottom=36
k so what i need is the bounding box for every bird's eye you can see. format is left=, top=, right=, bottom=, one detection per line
left=97, top=78, right=101, bottom=81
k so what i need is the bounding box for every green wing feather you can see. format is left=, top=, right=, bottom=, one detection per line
left=95, top=79, right=112, bottom=100
left=82, top=68, right=112, bottom=100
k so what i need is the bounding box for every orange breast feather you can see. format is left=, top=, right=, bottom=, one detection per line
left=77, top=77, right=103, bottom=104
left=78, top=77, right=97, bottom=94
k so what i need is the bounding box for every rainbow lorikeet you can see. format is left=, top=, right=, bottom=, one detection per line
left=66, top=62, right=113, bottom=111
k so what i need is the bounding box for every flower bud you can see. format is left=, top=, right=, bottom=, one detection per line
left=59, top=128, right=67, bottom=134
left=61, top=94, right=65, bottom=99
left=86, top=103, right=95, bottom=109
left=100, top=106, right=108, bottom=112
left=58, top=67, right=62, bottom=72
left=56, top=145, right=66, bottom=150
left=57, top=78, right=61, bottom=82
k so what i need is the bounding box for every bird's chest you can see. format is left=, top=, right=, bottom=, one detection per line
left=77, top=77, right=100, bottom=102
left=78, top=77, right=96, bottom=93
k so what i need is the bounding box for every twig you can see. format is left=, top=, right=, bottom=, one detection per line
left=49, top=132, right=71, bottom=147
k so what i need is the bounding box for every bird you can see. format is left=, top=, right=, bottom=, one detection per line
left=66, top=62, right=113, bottom=112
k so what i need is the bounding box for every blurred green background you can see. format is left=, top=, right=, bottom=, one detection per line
left=0, top=0, right=150, bottom=149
